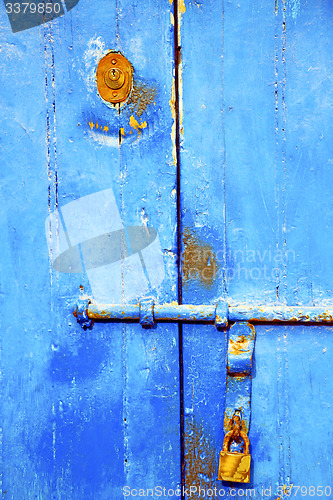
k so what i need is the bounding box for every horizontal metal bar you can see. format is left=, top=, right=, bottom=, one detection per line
left=88, top=302, right=141, bottom=320
left=150, top=304, right=216, bottom=322
left=73, top=297, right=333, bottom=329
left=228, top=304, right=333, bottom=323
left=88, top=303, right=217, bottom=321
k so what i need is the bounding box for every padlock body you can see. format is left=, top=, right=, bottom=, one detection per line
left=218, top=451, right=251, bottom=483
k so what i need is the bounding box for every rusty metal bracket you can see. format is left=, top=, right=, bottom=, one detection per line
left=219, top=322, right=255, bottom=483
left=139, top=298, right=155, bottom=327
left=75, top=297, right=93, bottom=330
left=223, top=322, right=256, bottom=435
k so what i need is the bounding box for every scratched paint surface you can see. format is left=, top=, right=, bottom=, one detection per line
left=0, top=1, right=180, bottom=499
left=180, top=0, right=333, bottom=498
left=2, top=0, right=333, bottom=499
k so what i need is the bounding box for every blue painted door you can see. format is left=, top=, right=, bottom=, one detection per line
left=1, top=1, right=180, bottom=498
left=1, top=1, right=333, bottom=499
left=180, top=1, right=333, bottom=498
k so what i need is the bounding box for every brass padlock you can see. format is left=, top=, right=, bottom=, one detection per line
left=218, top=429, right=251, bottom=483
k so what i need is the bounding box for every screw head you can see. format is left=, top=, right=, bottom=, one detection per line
left=111, top=59, right=117, bottom=65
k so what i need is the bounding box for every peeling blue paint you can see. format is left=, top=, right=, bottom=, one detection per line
left=288, top=0, right=301, bottom=20
left=2, top=0, right=333, bottom=496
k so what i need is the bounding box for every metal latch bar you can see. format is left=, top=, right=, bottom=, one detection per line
left=73, top=296, right=333, bottom=329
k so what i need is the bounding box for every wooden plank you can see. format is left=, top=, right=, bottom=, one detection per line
left=0, top=1, right=180, bottom=497
left=282, top=2, right=333, bottom=304
left=179, top=0, right=333, bottom=496
left=178, top=1, right=228, bottom=496
left=115, top=1, right=180, bottom=492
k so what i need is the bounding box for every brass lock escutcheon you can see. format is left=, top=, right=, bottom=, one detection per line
left=218, top=415, right=251, bottom=483
left=97, top=52, right=133, bottom=104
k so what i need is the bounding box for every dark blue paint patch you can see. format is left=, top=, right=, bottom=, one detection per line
left=49, top=337, right=111, bottom=382
left=4, top=0, right=65, bottom=33
left=64, top=0, right=79, bottom=11
left=35, top=403, right=125, bottom=494
left=84, top=111, right=121, bottom=138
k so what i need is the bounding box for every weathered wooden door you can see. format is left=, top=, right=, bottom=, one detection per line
left=1, top=1, right=333, bottom=499
left=179, top=1, right=333, bottom=498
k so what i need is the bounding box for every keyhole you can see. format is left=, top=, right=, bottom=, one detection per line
left=111, top=69, right=118, bottom=80
left=109, top=68, right=121, bottom=81
left=104, top=67, right=125, bottom=90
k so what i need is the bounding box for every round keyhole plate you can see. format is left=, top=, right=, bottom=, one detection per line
left=97, top=52, right=133, bottom=104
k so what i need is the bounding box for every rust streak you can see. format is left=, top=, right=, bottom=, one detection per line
left=127, top=80, right=156, bottom=117
left=185, top=419, right=218, bottom=496
left=182, top=228, right=217, bottom=289
left=223, top=414, right=249, bottom=434
left=229, top=335, right=251, bottom=356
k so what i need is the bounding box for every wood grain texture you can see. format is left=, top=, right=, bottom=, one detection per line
left=0, top=1, right=180, bottom=498
left=2, top=0, right=333, bottom=498
left=179, top=0, right=333, bottom=497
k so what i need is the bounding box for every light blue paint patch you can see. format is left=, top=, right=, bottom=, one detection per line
left=46, top=189, right=166, bottom=302
left=288, top=0, right=301, bottom=19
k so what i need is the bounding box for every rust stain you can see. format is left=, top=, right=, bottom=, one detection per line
left=127, top=80, right=156, bottom=117
left=223, top=414, right=249, bottom=435
left=229, top=335, right=250, bottom=356
left=182, top=228, right=217, bottom=289
left=317, top=312, right=333, bottom=322
left=185, top=419, right=218, bottom=496
left=229, top=324, right=255, bottom=357
left=169, top=0, right=185, bottom=165
left=177, top=0, right=184, bottom=128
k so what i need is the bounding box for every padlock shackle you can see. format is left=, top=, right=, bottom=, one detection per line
left=222, top=430, right=250, bottom=455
